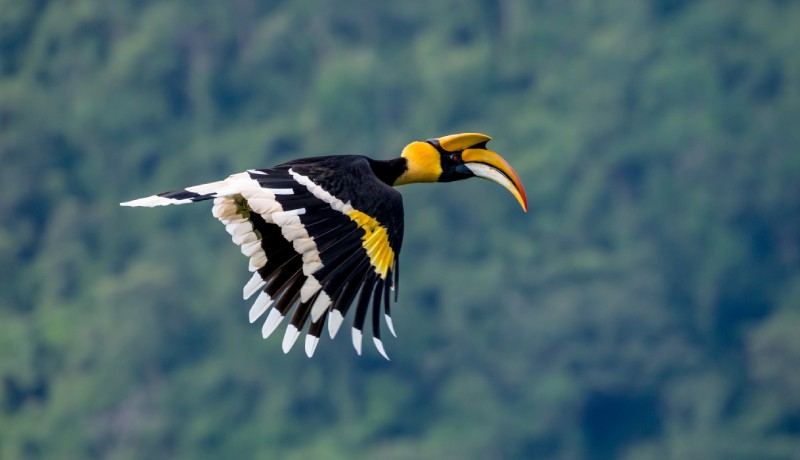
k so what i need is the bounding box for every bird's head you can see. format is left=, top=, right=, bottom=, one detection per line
left=394, top=133, right=528, bottom=212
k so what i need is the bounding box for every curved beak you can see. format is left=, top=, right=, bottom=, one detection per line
left=461, top=149, right=528, bottom=212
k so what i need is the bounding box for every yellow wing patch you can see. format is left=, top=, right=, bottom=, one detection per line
left=348, top=210, right=395, bottom=279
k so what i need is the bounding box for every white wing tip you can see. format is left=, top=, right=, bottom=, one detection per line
left=282, top=325, right=300, bottom=353
left=120, top=196, right=181, bottom=207
left=352, top=328, right=363, bottom=355
left=373, top=337, right=390, bottom=360
left=385, top=314, right=397, bottom=337
left=248, top=291, right=273, bottom=323
left=328, top=310, right=344, bottom=339
left=305, top=335, right=320, bottom=358
left=243, top=273, right=267, bottom=300
left=261, top=309, right=284, bottom=339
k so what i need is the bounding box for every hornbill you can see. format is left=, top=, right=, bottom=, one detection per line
left=122, top=133, right=527, bottom=359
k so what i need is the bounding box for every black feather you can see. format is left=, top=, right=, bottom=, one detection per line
left=352, top=273, right=377, bottom=333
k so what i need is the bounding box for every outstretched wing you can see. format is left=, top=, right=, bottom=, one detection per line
left=121, top=156, right=404, bottom=359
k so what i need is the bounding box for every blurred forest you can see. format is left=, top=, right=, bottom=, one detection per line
left=2, top=0, right=799, bottom=458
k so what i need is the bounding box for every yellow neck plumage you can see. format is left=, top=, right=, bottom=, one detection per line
left=393, top=141, right=442, bottom=185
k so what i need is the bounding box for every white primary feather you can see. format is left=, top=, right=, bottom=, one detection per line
left=373, top=337, right=390, bottom=360
left=257, top=187, right=295, bottom=195
left=243, top=273, right=266, bottom=299
left=120, top=195, right=191, bottom=207
left=385, top=314, right=397, bottom=337
left=328, top=310, right=344, bottom=339
left=310, top=290, right=332, bottom=322
left=261, top=309, right=284, bottom=338
left=305, top=335, right=320, bottom=358
left=282, top=325, right=301, bottom=353
left=351, top=328, right=363, bottom=355
left=185, top=181, right=228, bottom=195
left=248, top=291, right=273, bottom=322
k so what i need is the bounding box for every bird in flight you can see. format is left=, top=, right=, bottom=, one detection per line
left=122, top=133, right=527, bottom=359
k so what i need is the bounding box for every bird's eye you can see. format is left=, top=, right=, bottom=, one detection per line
left=451, top=154, right=461, bottom=162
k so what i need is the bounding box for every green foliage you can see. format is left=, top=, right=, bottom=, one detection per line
left=2, top=0, right=799, bottom=458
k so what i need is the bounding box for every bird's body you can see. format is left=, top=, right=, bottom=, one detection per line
left=122, top=133, right=526, bottom=359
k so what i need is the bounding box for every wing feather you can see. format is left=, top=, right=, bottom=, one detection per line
left=350, top=273, right=378, bottom=355
left=122, top=157, right=404, bottom=358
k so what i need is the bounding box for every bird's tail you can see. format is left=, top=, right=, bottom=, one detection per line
left=120, top=179, right=237, bottom=207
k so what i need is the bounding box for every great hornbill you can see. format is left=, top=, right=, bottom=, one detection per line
left=122, top=133, right=527, bottom=359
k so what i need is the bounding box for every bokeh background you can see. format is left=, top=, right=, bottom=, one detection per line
left=2, top=1, right=799, bottom=459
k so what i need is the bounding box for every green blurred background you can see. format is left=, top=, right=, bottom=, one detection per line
left=2, top=0, right=799, bottom=458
